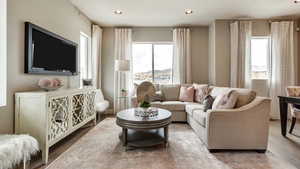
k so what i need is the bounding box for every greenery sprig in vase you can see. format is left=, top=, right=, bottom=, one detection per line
left=139, top=101, right=151, bottom=109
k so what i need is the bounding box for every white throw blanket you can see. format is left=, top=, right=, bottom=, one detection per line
left=0, top=135, right=39, bottom=169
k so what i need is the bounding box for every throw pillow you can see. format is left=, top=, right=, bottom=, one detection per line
left=203, top=95, right=214, bottom=112
left=179, top=86, right=195, bottom=102
left=287, top=87, right=300, bottom=97
left=212, top=90, right=239, bottom=110
left=193, top=84, right=211, bottom=103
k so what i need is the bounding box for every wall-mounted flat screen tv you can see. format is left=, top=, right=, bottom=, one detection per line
left=25, top=22, right=78, bottom=75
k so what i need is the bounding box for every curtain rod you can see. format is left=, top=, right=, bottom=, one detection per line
left=228, top=19, right=300, bottom=31
left=227, top=18, right=297, bottom=23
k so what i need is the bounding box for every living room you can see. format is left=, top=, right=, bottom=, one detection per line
left=1, top=0, right=300, bottom=169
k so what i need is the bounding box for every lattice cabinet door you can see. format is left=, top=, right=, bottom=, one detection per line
left=85, top=91, right=96, bottom=118
left=72, top=94, right=86, bottom=127
left=48, top=96, right=70, bottom=142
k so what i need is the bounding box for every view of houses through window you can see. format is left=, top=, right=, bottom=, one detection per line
left=132, top=43, right=173, bottom=84
left=250, top=37, right=270, bottom=79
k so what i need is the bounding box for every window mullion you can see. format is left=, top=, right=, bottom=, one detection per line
left=152, top=44, right=155, bottom=83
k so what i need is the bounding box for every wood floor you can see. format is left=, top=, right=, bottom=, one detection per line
left=269, top=120, right=300, bottom=168
left=30, top=117, right=300, bottom=169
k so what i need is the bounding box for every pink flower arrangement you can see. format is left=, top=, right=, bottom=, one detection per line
left=38, top=78, right=63, bottom=91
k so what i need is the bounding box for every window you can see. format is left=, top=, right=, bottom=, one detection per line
left=79, top=32, right=91, bottom=86
left=250, top=37, right=270, bottom=79
left=0, top=0, right=7, bottom=107
left=132, top=43, right=173, bottom=84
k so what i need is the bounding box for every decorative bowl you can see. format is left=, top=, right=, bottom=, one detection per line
left=38, top=78, right=63, bottom=91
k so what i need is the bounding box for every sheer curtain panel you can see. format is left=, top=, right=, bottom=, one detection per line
left=114, top=28, right=132, bottom=113
left=173, top=28, right=191, bottom=84
left=91, top=25, right=103, bottom=89
left=230, top=21, right=252, bottom=88
left=270, top=21, right=295, bottom=119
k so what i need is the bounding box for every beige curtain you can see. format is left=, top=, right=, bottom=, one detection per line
left=91, top=25, right=103, bottom=89
left=270, top=21, right=295, bottom=119
left=114, top=28, right=132, bottom=113
left=230, top=21, right=252, bottom=88
left=173, top=28, right=192, bottom=84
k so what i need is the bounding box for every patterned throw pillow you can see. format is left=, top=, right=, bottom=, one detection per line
left=212, top=90, right=239, bottom=110
left=193, top=84, right=211, bottom=103
left=179, top=86, right=195, bottom=102
left=287, top=87, right=300, bottom=97
left=203, top=95, right=214, bottom=112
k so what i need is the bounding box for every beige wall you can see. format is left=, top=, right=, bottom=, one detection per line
left=191, top=27, right=209, bottom=83
left=215, top=21, right=231, bottom=87
left=132, top=27, right=173, bottom=42
left=0, top=0, right=92, bottom=134
left=101, top=27, right=209, bottom=108
left=101, top=28, right=115, bottom=107
left=252, top=20, right=270, bottom=36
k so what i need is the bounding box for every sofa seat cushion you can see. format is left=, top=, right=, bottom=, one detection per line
left=192, top=109, right=207, bottom=127
left=210, top=87, right=256, bottom=108
left=151, top=101, right=186, bottom=111
left=185, top=102, right=205, bottom=115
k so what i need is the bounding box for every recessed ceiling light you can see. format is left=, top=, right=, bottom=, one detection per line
left=114, top=10, right=123, bottom=15
left=185, top=9, right=193, bottom=15
left=295, top=0, right=300, bottom=3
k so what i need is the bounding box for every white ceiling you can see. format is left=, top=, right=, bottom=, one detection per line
left=70, top=0, right=300, bottom=27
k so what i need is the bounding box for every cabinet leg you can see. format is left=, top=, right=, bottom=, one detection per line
left=42, top=147, right=49, bottom=165
left=93, top=117, right=97, bottom=126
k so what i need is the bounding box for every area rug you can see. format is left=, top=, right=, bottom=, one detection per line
left=46, top=118, right=297, bottom=169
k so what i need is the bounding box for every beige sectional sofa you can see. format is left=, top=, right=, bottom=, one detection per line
left=149, top=84, right=271, bottom=152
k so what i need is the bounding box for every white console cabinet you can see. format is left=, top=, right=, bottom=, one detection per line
left=15, top=88, right=98, bottom=164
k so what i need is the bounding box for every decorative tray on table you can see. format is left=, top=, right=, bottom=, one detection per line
left=134, top=107, right=158, bottom=118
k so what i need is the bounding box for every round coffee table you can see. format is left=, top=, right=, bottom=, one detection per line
left=116, top=108, right=172, bottom=148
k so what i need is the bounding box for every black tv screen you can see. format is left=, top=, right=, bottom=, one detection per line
left=25, top=22, right=78, bottom=75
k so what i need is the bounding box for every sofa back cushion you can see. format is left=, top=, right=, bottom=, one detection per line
left=153, top=83, right=160, bottom=91
left=210, top=87, right=256, bottom=108
left=160, top=84, right=181, bottom=101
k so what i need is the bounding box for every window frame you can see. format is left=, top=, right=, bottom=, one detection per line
left=0, top=0, right=7, bottom=107
left=250, top=36, right=271, bottom=80
left=79, top=32, right=92, bottom=86
left=132, top=42, right=174, bottom=84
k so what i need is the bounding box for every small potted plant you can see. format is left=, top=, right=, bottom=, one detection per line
left=121, top=89, right=128, bottom=97
left=139, top=101, right=151, bottom=109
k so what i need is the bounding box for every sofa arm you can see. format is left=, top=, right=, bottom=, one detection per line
left=205, top=97, right=271, bottom=150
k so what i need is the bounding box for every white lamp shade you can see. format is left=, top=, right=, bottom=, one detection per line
left=115, top=59, right=130, bottom=71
